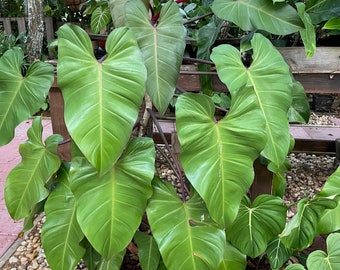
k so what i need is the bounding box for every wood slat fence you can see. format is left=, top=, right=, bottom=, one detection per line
left=0, top=16, right=55, bottom=47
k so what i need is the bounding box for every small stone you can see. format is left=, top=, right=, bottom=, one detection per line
left=9, top=256, right=18, bottom=264
left=31, top=260, right=39, bottom=269
left=17, top=245, right=26, bottom=252
left=20, top=257, right=28, bottom=265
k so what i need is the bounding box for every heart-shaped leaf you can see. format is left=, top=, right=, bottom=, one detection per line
left=227, top=195, right=287, bottom=258
left=57, top=24, right=147, bottom=173
left=307, top=233, right=340, bottom=270
left=281, top=197, right=338, bottom=250
left=317, top=167, right=340, bottom=234
left=42, top=164, right=85, bottom=270
left=71, top=138, right=154, bottom=260
left=147, top=178, right=225, bottom=270
left=126, top=0, right=186, bottom=114
left=0, top=48, right=54, bottom=145
left=5, top=116, right=62, bottom=219
left=211, top=33, right=293, bottom=170
left=211, top=0, right=303, bottom=35
left=176, top=91, right=266, bottom=227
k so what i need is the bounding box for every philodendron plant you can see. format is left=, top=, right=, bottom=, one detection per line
left=1, top=0, right=340, bottom=269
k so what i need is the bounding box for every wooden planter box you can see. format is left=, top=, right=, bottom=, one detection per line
left=48, top=47, right=340, bottom=197
left=178, top=47, right=340, bottom=94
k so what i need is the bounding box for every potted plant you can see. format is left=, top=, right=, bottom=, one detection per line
left=1, top=0, right=340, bottom=269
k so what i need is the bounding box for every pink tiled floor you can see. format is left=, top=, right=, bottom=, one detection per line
left=0, top=118, right=52, bottom=257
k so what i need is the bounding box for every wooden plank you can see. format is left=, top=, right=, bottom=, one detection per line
left=277, top=47, right=340, bottom=74
left=2, top=17, right=12, bottom=34
left=44, top=17, right=54, bottom=44
left=16, top=17, right=26, bottom=34
left=294, top=73, right=340, bottom=94
left=290, top=125, right=340, bottom=141
left=48, top=86, right=71, bottom=161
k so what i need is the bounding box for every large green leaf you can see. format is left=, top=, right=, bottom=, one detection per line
left=211, top=33, right=293, bottom=170
left=266, top=237, right=293, bottom=270
left=147, top=178, right=225, bottom=270
left=306, top=233, right=340, bottom=270
left=5, top=116, right=62, bottom=220
left=227, top=195, right=287, bottom=258
left=280, top=197, right=338, bottom=250
left=42, top=164, right=85, bottom=270
left=211, top=0, right=304, bottom=35
left=91, top=4, right=111, bottom=34
left=305, top=0, right=340, bottom=24
left=296, top=3, right=316, bottom=58
left=0, top=48, right=54, bottom=146
left=317, top=167, right=340, bottom=234
left=218, top=241, right=247, bottom=270
left=134, top=231, right=161, bottom=270
left=57, top=24, right=146, bottom=173
left=126, top=0, right=186, bottom=115
left=71, top=138, right=155, bottom=260
left=176, top=92, right=266, bottom=227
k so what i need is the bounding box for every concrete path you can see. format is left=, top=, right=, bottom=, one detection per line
left=0, top=118, right=52, bottom=257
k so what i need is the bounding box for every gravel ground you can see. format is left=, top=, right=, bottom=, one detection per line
left=1, top=113, right=339, bottom=270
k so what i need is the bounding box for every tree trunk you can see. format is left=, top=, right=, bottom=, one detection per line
left=26, top=0, right=44, bottom=63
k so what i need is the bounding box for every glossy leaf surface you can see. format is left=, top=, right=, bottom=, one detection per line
left=42, top=165, right=85, bottom=270
left=280, top=197, right=338, bottom=250
left=305, top=0, right=340, bottom=24
left=266, top=237, right=292, bottom=270
left=0, top=48, right=54, bottom=145
left=176, top=92, right=266, bottom=227
left=71, top=138, right=154, bottom=260
left=5, top=117, right=62, bottom=219
left=126, top=0, right=186, bottom=114
left=57, top=24, right=146, bottom=173
left=323, top=18, right=340, bottom=30
left=227, top=195, right=287, bottom=258
left=211, top=33, right=293, bottom=170
left=211, top=0, right=303, bottom=35
left=147, top=178, right=225, bottom=270
left=134, top=231, right=161, bottom=270
left=317, top=167, right=340, bottom=234
left=91, top=4, right=111, bottom=34
left=218, top=241, right=247, bottom=270
left=306, top=233, right=340, bottom=270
